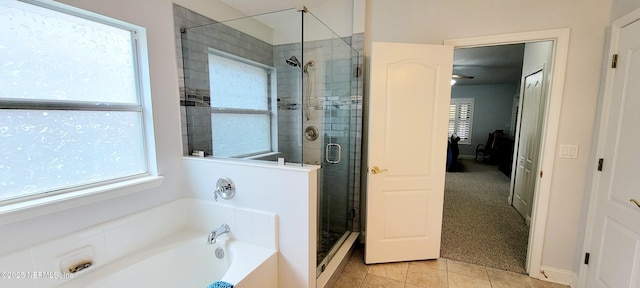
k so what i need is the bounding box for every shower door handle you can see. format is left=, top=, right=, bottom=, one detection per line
left=325, top=143, right=342, bottom=164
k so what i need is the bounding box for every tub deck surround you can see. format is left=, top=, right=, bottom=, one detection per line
left=56, top=230, right=277, bottom=288
left=0, top=198, right=278, bottom=288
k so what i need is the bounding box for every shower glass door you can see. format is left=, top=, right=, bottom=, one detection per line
left=301, top=10, right=360, bottom=274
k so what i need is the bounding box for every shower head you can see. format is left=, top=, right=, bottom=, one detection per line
left=286, top=56, right=301, bottom=67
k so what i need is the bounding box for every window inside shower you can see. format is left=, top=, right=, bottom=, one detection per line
left=207, top=50, right=277, bottom=158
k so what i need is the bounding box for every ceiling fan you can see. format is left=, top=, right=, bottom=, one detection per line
left=451, top=74, right=474, bottom=85
left=452, top=74, right=475, bottom=80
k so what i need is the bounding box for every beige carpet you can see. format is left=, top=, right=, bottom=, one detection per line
left=441, top=159, right=529, bottom=274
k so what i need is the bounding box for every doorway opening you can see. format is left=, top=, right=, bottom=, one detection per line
left=443, top=39, right=556, bottom=275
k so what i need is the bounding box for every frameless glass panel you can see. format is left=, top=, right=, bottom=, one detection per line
left=180, top=8, right=303, bottom=164
left=211, top=113, right=271, bottom=157
left=0, top=110, right=146, bottom=201
left=0, top=0, right=137, bottom=104
left=302, top=11, right=358, bottom=270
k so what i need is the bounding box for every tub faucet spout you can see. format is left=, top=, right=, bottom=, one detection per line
left=208, top=224, right=230, bottom=244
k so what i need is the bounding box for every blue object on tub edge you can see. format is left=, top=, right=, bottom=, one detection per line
left=207, top=281, right=234, bottom=288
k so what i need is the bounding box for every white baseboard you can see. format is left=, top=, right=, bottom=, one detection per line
left=538, top=266, right=574, bottom=286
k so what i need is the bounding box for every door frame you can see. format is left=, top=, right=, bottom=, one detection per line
left=578, top=7, right=640, bottom=287
left=445, top=28, right=570, bottom=279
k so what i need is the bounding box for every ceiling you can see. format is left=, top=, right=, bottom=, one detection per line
left=219, top=0, right=332, bottom=16
left=217, top=0, right=525, bottom=86
left=453, top=44, right=525, bottom=86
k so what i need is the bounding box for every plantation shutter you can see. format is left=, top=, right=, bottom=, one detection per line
left=449, top=98, right=474, bottom=144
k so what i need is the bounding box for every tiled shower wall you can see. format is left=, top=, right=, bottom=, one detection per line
left=173, top=5, right=364, bottom=233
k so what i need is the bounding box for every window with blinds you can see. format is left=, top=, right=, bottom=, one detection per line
left=208, top=50, right=276, bottom=158
left=448, top=98, right=474, bottom=145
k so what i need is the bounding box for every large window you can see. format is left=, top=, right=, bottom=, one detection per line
left=208, top=50, right=276, bottom=158
left=449, top=98, right=474, bottom=145
left=0, top=0, right=150, bottom=203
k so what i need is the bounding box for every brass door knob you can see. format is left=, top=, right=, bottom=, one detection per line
left=630, top=199, right=640, bottom=208
left=371, top=166, right=388, bottom=174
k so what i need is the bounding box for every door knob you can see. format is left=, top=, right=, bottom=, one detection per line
left=630, top=199, right=640, bottom=208
left=371, top=166, right=388, bottom=174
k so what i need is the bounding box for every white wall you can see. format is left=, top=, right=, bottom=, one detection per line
left=364, top=0, right=611, bottom=277
left=182, top=158, right=318, bottom=288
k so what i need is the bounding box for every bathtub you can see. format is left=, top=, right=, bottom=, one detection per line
left=57, top=230, right=277, bottom=288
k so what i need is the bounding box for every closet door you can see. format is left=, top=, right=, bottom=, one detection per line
left=586, top=17, right=640, bottom=288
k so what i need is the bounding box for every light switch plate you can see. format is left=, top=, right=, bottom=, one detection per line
left=560, top=144, right=579, bottom=159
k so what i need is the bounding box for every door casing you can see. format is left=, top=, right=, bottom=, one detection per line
left=445, top=28, right=570, bottom=279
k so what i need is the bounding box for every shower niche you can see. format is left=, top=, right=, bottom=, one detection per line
left=175, top=5, right=363, bottom=278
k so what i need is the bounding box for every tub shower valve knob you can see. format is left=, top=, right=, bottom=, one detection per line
left=214, top=177, right=235, bottom=201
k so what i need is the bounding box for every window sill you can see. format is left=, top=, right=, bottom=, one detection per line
left=0, top=176, right=164, bottom=226
left=242, top=151, right=282, bottom=160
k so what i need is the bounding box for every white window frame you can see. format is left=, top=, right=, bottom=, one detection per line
left=0, top=0, right=161, bottom=222
left=207, top=48, right=278, bottom=158
left=449, top=98, right=474, bottom=145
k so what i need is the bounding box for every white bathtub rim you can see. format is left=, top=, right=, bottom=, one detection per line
left=55, top=229, right=203, bottom=287
left=221, top=238, right=277, bottom=285
left=55, top=229, right=275, bottom=288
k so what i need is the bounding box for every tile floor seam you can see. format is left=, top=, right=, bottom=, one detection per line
left=331, top=254, right=569, bottom=288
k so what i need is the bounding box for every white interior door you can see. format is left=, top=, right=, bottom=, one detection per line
left=365, top=42, right=453, bottom=264
left=586, top=18, right=640, bottom=287
left=513, top=70, right=544, bottom=224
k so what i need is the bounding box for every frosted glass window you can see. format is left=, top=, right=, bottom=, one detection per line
left=209, top=53, right=268, bottom=110
left=0, top=0, right=137, bottom=104
left=208, top=50, right=274, bottom=158
left=0, top=110, right=146, bottom=201
left=0, top=1, right=149, bottom=203
left=212, top=114, right=271, bottom=157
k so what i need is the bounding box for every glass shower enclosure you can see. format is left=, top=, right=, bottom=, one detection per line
left=177, top=6, right=361, bottom=276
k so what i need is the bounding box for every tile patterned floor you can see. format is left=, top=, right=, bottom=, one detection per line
left=332, top=248, right=570, bottom=288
